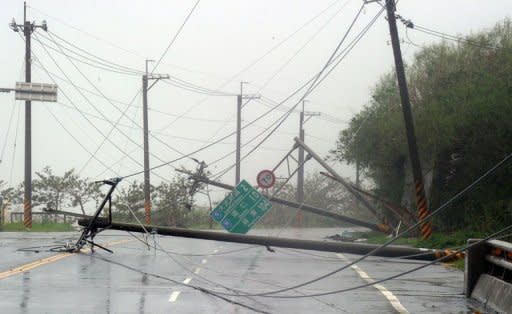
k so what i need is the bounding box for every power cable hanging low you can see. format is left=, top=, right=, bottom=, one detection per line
left=200, top=150, right=512, bottom=298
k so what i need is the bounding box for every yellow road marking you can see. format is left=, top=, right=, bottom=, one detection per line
left=0, top=239, right=132, bottom=280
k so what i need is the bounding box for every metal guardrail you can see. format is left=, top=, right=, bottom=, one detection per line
left=465, top=238, right=512, bottom=297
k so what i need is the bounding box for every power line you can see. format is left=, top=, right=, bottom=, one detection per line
left=122, top=2, right=376, bottom=180
left=213, top=3, right=372, bottom=179
left=40, top=32, right=187, bottom=174
left=207, top=150, right=512, bottom=298
left=30, top=36, right=160, bottom=179
left=156, top=0, right=350, bottom=133
left=152, top=0, right=201, bottom=73
left=34, top=35, right=141, bottom=76
left=395, top=15, right=499, bottom=50
left=43, top=104, right=118, bottom=176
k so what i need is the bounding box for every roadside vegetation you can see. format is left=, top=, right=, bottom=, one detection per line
left=331, top=19, right=512, bottom=237
left=2, top=222, right=74, bottom=232
left=1, top=21, right=510, bottom=249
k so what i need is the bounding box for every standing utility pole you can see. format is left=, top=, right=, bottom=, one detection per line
left=385, top=0, right=431, bottom=239
left=9, top=2, right=48, bottom=228
left=142, top=60, right=169, bottom=224
left=296, top=101, right=319, bottom=228
left=297, top=101, right=320, bottom=204
left=235, top=82, right=259, bottom=185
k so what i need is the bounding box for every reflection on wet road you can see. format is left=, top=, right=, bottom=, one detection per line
left=0, top=229, right=472, bottom=313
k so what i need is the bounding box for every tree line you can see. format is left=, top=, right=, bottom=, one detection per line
left=1, top=166, right=367, bottom=229
left=331, top=19, right=512, bottom=233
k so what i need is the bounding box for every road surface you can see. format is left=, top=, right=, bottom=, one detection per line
left=0, top=228, right=474, bottom=313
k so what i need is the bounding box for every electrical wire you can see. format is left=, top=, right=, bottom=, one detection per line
left=212, top=3, right=374, bottom=181
left=8, top=104, right=22, bottom=185
left=42, top=103, right=119, bottom=176
left=42, top=32, right=186, bottom=159
left=0, top=96, right=17, bottom=164
left=120, top=202, right=271, bottom=309
left=29, top=37, right=156, bottom=179
left=202, top=150, right=512, bottom=297
left=34, top=33, right=185, bottom=182
left=155, top=0, right=350, bottom=133
left=152, top=0, right=201, bottom=73
left=89, top=253, right=272, bottom=314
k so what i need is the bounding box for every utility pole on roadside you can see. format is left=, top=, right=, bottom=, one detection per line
left=384, top=0, right=432, bottom=239
left=235, top=82, right=259, bottom=185
left=296, top=100, right=319, bottom=227
left=142, top=60, right=169, bottom=224
left=9, top=2, right=48, bottom=229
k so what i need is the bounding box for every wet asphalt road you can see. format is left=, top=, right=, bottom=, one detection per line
left=0, top=228, right=474, bottom=313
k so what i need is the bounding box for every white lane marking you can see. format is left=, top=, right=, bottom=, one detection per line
left=201, top=259, right=207, bottom=264
left=213, top=249, right=219, bottom=253
left=194, top=268, right=201, bottom=274
left=169, top=291, right=181, bottom=302
left=336, top=253, right=409, bottom=314
left=169, top=277, right=193, bottom=302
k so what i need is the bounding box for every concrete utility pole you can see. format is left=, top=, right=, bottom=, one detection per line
left=296, top=100, right=320, bottom=203
left=9, top=2, right=48, bottom=228
left=296, top=101, right=319, bottom=227
left=384, top=0, right=431, bottom=239
left=235, top=82, right=259, bottom=185
left=142, top=60, right=169, bottom=224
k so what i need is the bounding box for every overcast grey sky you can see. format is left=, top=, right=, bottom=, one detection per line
left=1, top=0, right=511, bottom=203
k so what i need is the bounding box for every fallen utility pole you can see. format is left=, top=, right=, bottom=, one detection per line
left=320, top=171, right=417, bottom=228
left=177, top=169, right=390, bottom=233
left=294, top=138, right=391, bottom=229
left=77, top=217, right=447, bottom=261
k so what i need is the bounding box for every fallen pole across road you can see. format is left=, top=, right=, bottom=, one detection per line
left=177, top=169, right=391, bottom=234
left=78, top=218, right=449, bottom=261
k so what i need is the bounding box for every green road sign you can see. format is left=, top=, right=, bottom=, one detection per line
left=211, top=180, right=272, bottom=234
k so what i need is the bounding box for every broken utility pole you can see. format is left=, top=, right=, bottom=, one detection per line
left=177, top=169, right=391, bottom=233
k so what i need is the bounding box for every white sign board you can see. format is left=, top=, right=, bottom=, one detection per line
left=15, top=82, right=58, bottom=102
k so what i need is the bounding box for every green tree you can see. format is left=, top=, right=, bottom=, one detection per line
left=332, top=19, right=512, bottom=232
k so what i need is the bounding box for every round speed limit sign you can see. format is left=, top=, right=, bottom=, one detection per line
left=256, top=170, right=276, bottom=189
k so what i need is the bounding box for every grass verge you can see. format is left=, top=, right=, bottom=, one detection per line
left=1, top=222, right=75, bottom=232
left=355, top=230, right=485, bottom=271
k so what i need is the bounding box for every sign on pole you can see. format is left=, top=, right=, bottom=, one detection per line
left=256, top=169, right=275, bottom=189
left=211, top=180, right=272, bottom=234
left=15, top=82, right=58, bottom=102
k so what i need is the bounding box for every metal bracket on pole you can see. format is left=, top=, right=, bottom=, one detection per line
left=72, top=177, right=122, bottom=253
